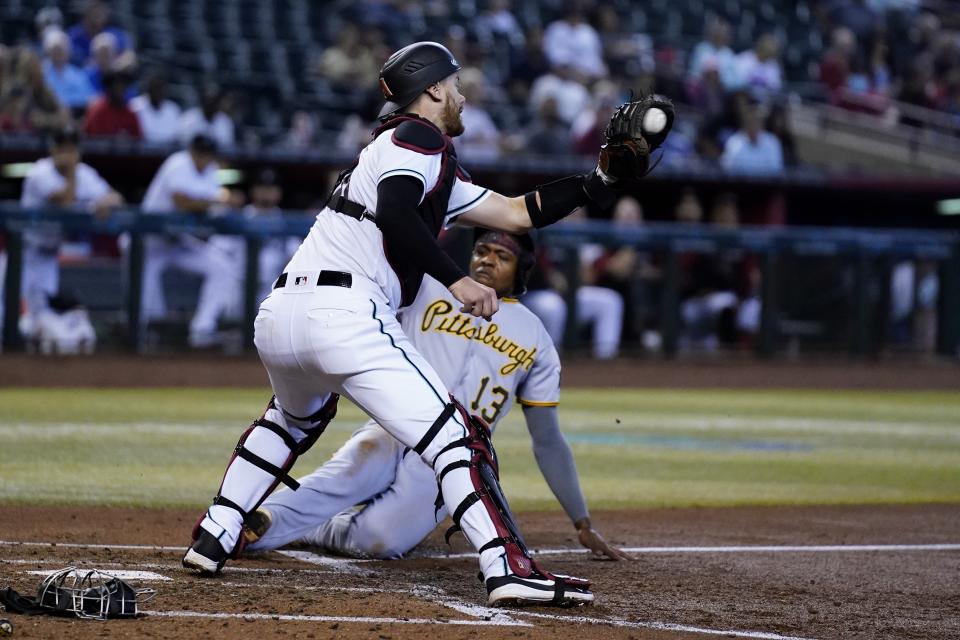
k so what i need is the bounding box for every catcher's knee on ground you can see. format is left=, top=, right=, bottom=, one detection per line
left=195, top=395, right=339, bottom=556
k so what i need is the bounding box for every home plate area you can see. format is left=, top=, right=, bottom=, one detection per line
left=1, top=504, right=958, bottom=639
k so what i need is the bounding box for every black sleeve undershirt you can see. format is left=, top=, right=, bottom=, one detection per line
left=375, top=175, right=465, bottom=288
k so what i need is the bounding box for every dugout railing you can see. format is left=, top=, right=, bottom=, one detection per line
left=1, top=205, right=958, bottom=358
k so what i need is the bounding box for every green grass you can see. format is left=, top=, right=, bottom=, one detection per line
left=1, top=388, right=958, bottom=510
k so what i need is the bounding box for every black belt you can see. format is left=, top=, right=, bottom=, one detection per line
left=274, top=271, right=352, bottom=289
left=328, top=193, right=375, bottom=223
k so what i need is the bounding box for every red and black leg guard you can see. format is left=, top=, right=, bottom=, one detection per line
left=435, top=399, right=590, bottom=588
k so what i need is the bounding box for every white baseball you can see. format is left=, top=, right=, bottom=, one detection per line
left=642, top=108, right=667, bottom=134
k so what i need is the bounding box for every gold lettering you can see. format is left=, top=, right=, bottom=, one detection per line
left=422, top=300, right=453, bottom=332
left=419, top=299, right=538, bottom=376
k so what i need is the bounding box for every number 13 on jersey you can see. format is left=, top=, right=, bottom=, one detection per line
left=471, top=376, right=509, bottom=423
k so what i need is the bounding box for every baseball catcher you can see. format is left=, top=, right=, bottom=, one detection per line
left=183, top=40, right=671, bottom=607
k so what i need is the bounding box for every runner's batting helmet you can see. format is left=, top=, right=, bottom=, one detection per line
left=378, top=41, right=462, bottom=121
left=474, top=230, right=536, bottom=297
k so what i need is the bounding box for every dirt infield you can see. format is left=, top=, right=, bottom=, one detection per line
left=1, top=353, right=958, bottom=389
left=0, top=504, right=958, bottom=639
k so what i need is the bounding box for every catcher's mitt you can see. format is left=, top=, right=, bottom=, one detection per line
left=598, top=94, right=675, bottom=183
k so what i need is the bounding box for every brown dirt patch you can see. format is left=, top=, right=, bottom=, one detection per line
left=1, top=504, right=958, bottom=639
left=1, top=354, right=957, bottom=389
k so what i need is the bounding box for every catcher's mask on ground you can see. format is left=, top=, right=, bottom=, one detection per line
left=0, top=567, right=155, bottom=620
left=470, top=230, right=535, bottom=298
left=378, top=41, right=462, bottom=121
left=38, top=567, right=154, bottom=619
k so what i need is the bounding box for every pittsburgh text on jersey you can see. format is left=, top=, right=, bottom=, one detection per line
left=420, top=299, right=537, bottom=375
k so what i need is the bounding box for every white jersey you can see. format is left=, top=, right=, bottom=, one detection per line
left=399, top=277, right=560, bottom=431
left=130, top=95, right=182, bottom=144
left=20, top=158, right=112, bottom=251
left=284, top=127, right=491, bottom=309
left=142, top=150, right=220, bottom=214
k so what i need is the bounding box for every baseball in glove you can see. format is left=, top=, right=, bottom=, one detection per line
left=597, top=94, right=675, bottom=184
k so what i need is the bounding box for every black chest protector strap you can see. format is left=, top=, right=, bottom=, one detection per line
left=373, top=115, right=462, bottom=305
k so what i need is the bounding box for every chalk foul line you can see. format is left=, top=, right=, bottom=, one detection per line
left=140, top=609, right=531, bottom=627
left=405, top=543, right=960, bottom=560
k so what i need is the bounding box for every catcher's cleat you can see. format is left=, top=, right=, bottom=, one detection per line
left=486, top=573, right=594, bottom=608
left=242, top=508, right=273, bottom=545
left=182, top=529, right=229, bottom=575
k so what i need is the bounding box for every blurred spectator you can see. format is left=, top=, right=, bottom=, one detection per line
left=521, top=210, right=623, bottom=359
left=765, top=102, right=797, bottom=168
left=139, top=135, right=234, bottom=348
left=687, top=57, right=727, bottom=117
left=67, top=0, right=134, bottom=68
left=5, top=48, right=69, bottom=132
left=0, top=86, right=33, bottom=133
left=84, top=31, right=120, bottom=95
left=894, top=11, right=940, bottom=79
left=210, top=169, right=301, bottom=314
left=820, top=27, right=856, bottom=94
left=286, top=109, right=319, bottom=150
left=889, top=260, right=939, bottom=352
left=33, top=6, right=65, bottom=49
left=571, top=81, right=621, bottom=156
left=178, top=85, right=236, bottom=149
left=678, top=193, right=754, bottom=351
left=583, top=196, right=661, bottom=349
left=130, top=72, right=182, bottom=144
left=734, top=34, right=783, bottom=99
left=529, top=63, right=591, bottom=126
left=542, top=2, right=606, bottom=80
left=840, top=39, right=892, bottom=114
left=42, top=29, right=96, bottom=111
left=474, top=0, right=525, bottom=49
left=82, top=70, right=141, bottom=138
left=18, top=127, right=122, bottom=337
left=720, top=101, right=785, bottom=175
left=595, top=5, right=654, bottom=79
left=457, top=68, right=503, bottom=160
left=526, top=97, right=573, bottom=155
left=507, top=28, right=551, bottom=108
left=689, top=18, right=739, bottom=90
left=675, top=188, right=704, bottom=225
left=316, top=24, right=380, bottom=92
left=695, top=90, right=752, bottom=163
left=898, top=58, right=940, bottom=124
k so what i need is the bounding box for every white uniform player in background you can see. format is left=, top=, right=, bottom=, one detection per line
left=139, top=134, right=234, bottom=348
left=243, top=231, right=631, bottom=561
left=209, top=168, right=301, bottom=316
left=16, top=127, right=122, bottom=344
left=183, top=41, right=640, bottom=607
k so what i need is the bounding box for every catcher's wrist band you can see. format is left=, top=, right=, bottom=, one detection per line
left=582, top=169, right=619, bottom=210
left=526, top=170, right=620, bottom=229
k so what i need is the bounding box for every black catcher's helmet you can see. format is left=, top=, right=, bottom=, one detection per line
left=473, top=229, right=536, bottom=297
left=378, top=41, right=462, bottom=121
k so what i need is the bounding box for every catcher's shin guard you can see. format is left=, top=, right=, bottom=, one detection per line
left=183, top=395, right=338, bottom=574
left=423, top=399, right=592, bottom=606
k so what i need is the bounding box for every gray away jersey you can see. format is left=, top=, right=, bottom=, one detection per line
left=399, top=277, right=560, bottom=431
